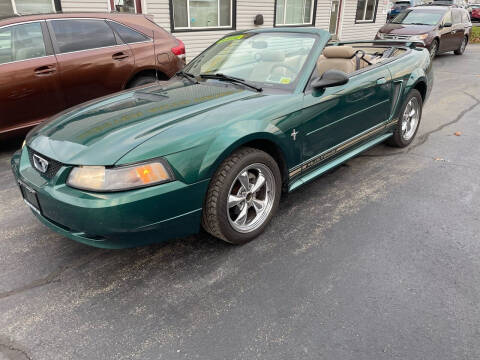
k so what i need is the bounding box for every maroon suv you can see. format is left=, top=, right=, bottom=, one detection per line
left=0, top=13, right=185, bottom=136
left=376, top=5, right=472, bottom=60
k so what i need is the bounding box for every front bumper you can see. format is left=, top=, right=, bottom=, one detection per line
left=11, top=148, right=209, bottom=249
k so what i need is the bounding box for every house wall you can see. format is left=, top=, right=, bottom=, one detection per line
left=61, top=0, right=387, bottom=60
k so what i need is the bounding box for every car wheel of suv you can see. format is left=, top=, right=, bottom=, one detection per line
left=454, top=36, right=468, bottom=55
left=202, top=147, right=282, bottom=245
left=127, top=75, right=157, bottom=88
left=429, top=39, right=438, bottom=60
left=387, top=89, right=423, bottom=148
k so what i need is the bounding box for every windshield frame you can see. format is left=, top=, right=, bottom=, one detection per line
left=183, top=31, right=322, bottom=94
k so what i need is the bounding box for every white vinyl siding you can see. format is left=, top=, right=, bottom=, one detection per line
left=61, top=0, right=109, bottom=12
left=338, top=0, right=386, bottom=41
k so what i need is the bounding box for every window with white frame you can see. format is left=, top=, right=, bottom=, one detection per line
left=112, top=0, right=139, bottom=13
left=355, top=0, right=378, bottom=23
left=0, top=0, right=55, bottom=17
left=171, top=0, right=234, bottom=31
left=275, top=0, right=316, bottom=26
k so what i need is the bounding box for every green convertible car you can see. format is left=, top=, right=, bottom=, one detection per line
left=11, top=28, right=433, bottom=248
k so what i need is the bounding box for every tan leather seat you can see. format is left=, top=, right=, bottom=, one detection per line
left=317, top=46, right=370, bottom=76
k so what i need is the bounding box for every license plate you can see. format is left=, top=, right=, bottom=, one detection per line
left=18, top=181, right=41, bottom=214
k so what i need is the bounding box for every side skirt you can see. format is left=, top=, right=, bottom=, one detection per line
left=288, top=132, right=393, bottom=192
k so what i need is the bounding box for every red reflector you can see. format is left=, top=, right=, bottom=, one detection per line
left=171, top=39, right=185, bottom=56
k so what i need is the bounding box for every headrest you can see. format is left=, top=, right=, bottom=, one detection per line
left=260, top=50, right=286, bottom=62
left=323, top=46, right=356, bottom=59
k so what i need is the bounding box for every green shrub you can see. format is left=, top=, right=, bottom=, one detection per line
left=471, top=27, right=480, bottom=43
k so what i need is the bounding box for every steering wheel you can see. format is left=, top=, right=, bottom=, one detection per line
left=270, top=63, right=298, bottom=76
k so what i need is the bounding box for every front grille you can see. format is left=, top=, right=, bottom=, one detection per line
left=27, top=147, right=64, bottom=180
left=384, top=34, right=412, bottom=41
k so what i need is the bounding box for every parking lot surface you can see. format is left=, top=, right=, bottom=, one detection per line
left=1, top=45, right=480, bottom=360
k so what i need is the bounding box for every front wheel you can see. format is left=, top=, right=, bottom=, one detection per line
left=387, top=89, right=423, bottom=148
left=202, top=147, right=282, bottom=245
left=429, top=39, right=438, bottom=61
left=454, top=36, right=468, bottom=55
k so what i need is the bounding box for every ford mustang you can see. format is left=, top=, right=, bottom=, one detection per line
left=11, top=28, right=433, bottom=248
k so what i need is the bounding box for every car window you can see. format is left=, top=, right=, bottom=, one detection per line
left=108, top=21, right=150, bottom=44
left=0, top=22, right=46, bottom=65
left=443, top=11, right=452, bottom=24
left=452, top=9, right=462, bottom=24
left=51, top=19, right=117, bottom=53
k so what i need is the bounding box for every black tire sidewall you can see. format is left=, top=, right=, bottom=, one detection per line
left=127, top=76, right=156, bottom=89
left=454, top=36, right=468, bottom=55
left=389, top=89, right=423, bottom=148
left=215, top=150, right=281, bottom=244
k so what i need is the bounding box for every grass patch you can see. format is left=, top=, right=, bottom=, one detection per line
left=471, top=26, right=480, bottom=43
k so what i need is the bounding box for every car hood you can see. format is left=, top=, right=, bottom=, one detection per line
left=380, top=23, right=436, bottom=35
left=27, top=80, right=260, bottom=165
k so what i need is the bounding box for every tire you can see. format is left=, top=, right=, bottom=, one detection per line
left=454, top=36, right=468, bottom=55
left=202, top=147, right=282, bottom=245
left=429, top=39, right=438, bottom=60
left=126, top=75, right=156, bottom=88
left=387, top=89, right=423, bottom=148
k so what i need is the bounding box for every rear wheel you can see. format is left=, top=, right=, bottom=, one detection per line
left=202, top=147, right=281, bottom=245
left=387, top=89, right=423, bottom=148
left=126, top=75, right=156, bottom=88
left=454, top=36, right=468, bottom=55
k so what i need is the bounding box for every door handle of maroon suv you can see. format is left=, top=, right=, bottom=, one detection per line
left=34, top=65, right=56, bottom=76
left=112, top=52, right=129, bottom=61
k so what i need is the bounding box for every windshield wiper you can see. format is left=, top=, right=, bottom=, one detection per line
left=200, top=73, right=263, bottom=92
left=176, top=70, right=199, bottom=84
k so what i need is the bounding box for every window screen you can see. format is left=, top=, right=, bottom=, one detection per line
left=356, top=0, right=378, bottom=22
left=51, top=19, right=117, bottom=53
left=275, top=0, right=315, bottom=26
left=109, top=21, right=149, bottom=43
left=172, top=0, right=232, bottom=30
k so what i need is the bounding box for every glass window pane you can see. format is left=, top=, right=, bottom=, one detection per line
left=109, top=21, right=149, bottom=43
left=304, top=0, right=313, bottom=23
left=0, top=22, right=46, bottom=64
left=285, top=0, right=305, bottom=24
left=365, top=0, right=375, bottom=20
left=173, top=0, right=188, bottom=28
left=51, top=20, right=117, bottom=53
left=114, top=0, right=136, bottom=13
left=356, top=0, right=366, bottom=21
left=220, top=0, right=231, bottom=26
left=15, top=0, right=54, bottom=14
left=0, top=26, right=13, bottom=64
left=276, top=0, right=285, bottom=25
left=190, top=0, right=218, bottom=28
left=0, top=0, right=15, bottom=17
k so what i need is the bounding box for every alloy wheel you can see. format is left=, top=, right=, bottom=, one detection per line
left=227, top=163, right=276, bottom=233
left=429, top=41, right=438, bottom=60
left=401, top=97, right=420, bottom=141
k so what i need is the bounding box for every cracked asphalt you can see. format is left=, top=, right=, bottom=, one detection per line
left=1, top=45, right=480, bottom=360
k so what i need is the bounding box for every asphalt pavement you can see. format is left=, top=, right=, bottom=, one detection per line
left=1, top=45, right=480, bottom=360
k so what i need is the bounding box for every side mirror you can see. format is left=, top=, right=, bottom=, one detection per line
left=311, top=70, right=349, bottom=90
left=443, top=22, right=452, bottom=27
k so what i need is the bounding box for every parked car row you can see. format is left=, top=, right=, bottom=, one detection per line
left=0, top=13, right=185, bottom=136
left=378, top=4, right=472, bottom=59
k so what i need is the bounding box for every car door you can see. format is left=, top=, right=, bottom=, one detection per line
left=439, top=10, right=456, bottom=52
left=451, top=9, right=466, bottom=48
left=0, top=21, right=64, bottom=134
left=300, top=66, right=393, bottom=161
left=48, top=18, right=135, bottom=108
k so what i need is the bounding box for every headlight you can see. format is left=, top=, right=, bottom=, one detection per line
left=409, top=34, right=428, bottom=41
left=67, top=159, right=174, bottom=192
left=377, top=32, right=385, bottom=39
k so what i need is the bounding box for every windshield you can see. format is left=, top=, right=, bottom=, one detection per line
left=394, top=2, right=411, bottom=9
left=185, top=32, right=317, bottom=89
left=392, top=10, right=444, bottom=25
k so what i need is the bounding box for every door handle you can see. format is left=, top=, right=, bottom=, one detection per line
left=376, top=77, right=387, bottom=85
left=34, top=65, right=56, bottom=76
left=112, top=52, right=129, bottom=60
